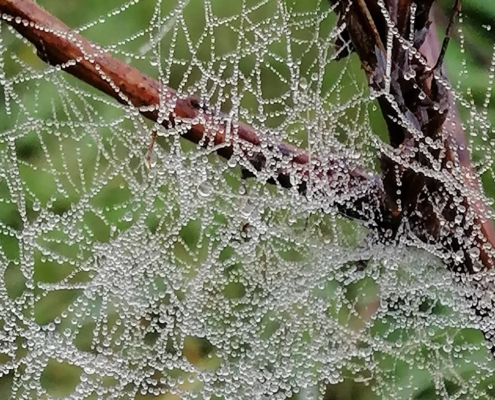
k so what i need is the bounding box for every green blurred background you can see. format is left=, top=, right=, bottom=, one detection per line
left=1, top=0, right=495, bottom=399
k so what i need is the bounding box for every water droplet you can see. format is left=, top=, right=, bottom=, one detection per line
left=227, top=157, right=237, bottom=168
left=197, top=181, right=212, bottom=197
left=122, top=211, right=133, bottom=222
left=299, top=77, right=308, bottom=90
left=469, top=246, right=480, bottom=259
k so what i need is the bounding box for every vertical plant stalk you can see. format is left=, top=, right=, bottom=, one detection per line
left=332, top=0, right=495, bottom=353
left=332, top=0, right=495, bottom=273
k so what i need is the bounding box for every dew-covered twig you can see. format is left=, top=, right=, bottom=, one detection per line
left=332, top=0, right=495, bottom=274
left=0, top=0, right=386, bottom=226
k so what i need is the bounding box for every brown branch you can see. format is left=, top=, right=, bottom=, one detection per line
left=0, top=0, right=385, bottom=225
left=334, top=0, right=495, bottom=274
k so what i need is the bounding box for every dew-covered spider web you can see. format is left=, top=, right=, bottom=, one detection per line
left=2, top=0, right=495, bottom=399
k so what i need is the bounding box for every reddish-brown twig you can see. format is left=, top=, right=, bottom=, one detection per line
left=0, top=0, right=385, bottom=225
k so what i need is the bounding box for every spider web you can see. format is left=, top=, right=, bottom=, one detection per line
left=1, top=0, right=495, bottom=399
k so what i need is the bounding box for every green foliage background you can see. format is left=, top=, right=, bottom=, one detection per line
left=1, top=0, right=495, bottom=399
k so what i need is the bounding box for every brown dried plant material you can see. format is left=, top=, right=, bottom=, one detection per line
left=331, top=0, right=495, bottom=354
left=331, top=0, right=495, bottom=274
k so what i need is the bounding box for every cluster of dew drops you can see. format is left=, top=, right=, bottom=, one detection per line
left=2, top=0, right=495, bottom=399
